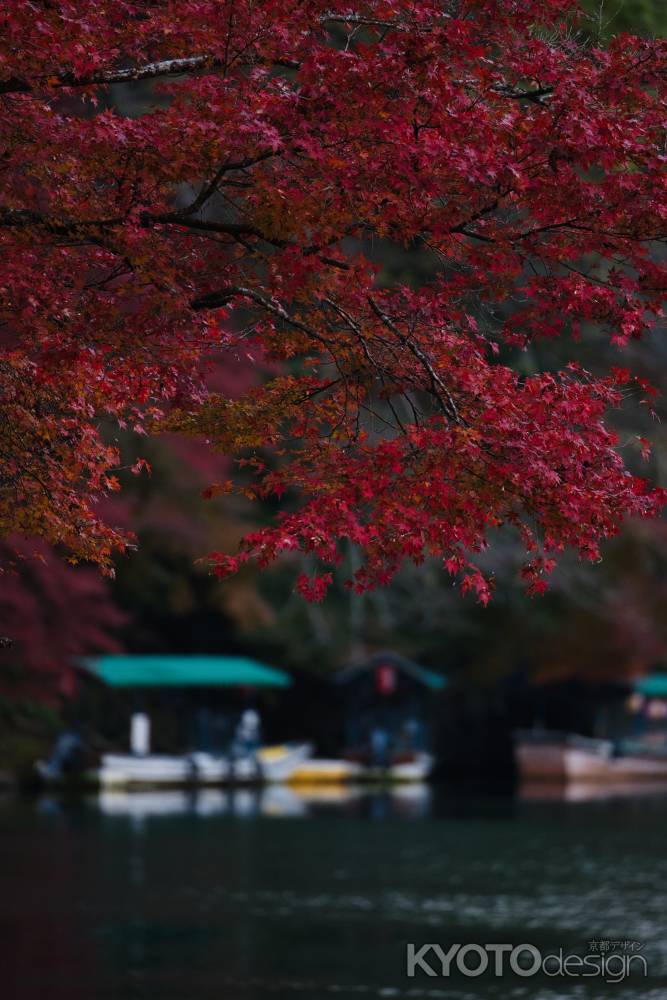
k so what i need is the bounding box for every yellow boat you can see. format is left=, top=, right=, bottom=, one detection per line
left=288, top=759, right=363, bottom=784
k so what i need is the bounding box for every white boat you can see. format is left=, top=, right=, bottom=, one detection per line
left=187, top=752, right=259, bottom=783
left=99, top=753, right=193, bottom=788
left=385, top=752, right=435, bottom=782
left=514, top=729, right=667, bottom=783
left=347, top=751, right=434, bottom=783
left=97, top=742, right=312, bottom=789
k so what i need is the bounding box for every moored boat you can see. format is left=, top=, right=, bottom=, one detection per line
left=38, top=742, right=313, bottom=790
left=514, top=729, right=667, bottom=783
left=256, top=742, right=314, bottom=782
left=354, top=751, right=435, bottom=783
left=288, top=751, right=434, bottom=784
left=98, top=751, right=265, bottom=788
left=288, top=758, right=364, bottom=784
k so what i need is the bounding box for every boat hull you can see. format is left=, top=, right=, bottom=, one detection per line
left=257, top=743, right=314, bottom=782
left=514, top=731, right=667, bottom=783
left=289, top=753, right=434, bottom=784
left=289, top=759, right=364, bottom=784
left=96, top=743, right=312, bottom=789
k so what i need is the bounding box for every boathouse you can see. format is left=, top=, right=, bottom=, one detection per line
left=81, top=654, right=292, bottom=755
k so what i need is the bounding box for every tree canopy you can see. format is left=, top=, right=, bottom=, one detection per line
left=1, top=0, right=665, bottom=605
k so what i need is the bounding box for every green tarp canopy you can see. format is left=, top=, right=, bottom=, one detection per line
left=83, top=655, right=291, bottom=689
left=406, top=665, right=447, bottom=691
left=635, top=674, right=667, bottom=699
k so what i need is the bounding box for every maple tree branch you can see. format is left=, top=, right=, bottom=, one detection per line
left=0, top=55, right=300, bottom=96
left=0, top=206, right=124, bottom=233
left=191, top=285, right=331, bottom=346
left=367, top=296, right=461, bottom=424
left=452, top=227, right=496, bottom=243
left=0, top=11, right=458, bottom=99
left=321, top=12, right=449, bottom=30
left=141, top=211, right=275, bottom=242
left=322, top=296, right=396, bottom=395
left=179, top=151, right=278, bottom=216
left=0, top=205, right=284, bottom=247
left=447, top=194, right=506, bottom=240
left=493, top=85, right=554, bottom=105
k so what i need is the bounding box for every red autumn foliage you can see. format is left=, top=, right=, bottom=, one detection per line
left=0, top=1, right=665, bottom=601
left=0, top=538, right=125, bottom=702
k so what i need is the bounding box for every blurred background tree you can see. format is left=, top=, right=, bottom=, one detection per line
left=581, top=0, right=667, bottom=38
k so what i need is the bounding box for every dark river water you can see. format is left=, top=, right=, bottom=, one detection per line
left=2, top=785, right=666, bottom=1000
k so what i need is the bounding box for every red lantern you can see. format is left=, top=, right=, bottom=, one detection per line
left=376, top=664, right=397, bottom=695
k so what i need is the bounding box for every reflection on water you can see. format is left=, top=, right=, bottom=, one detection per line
left=2, top=787, right=667, bottom=999
left=520, top=780, right=667, bottom=803
left=94, top=784, right=432, bottom=822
